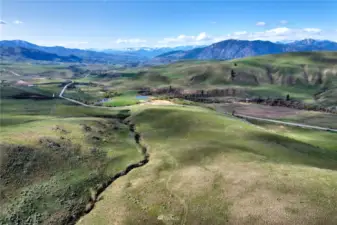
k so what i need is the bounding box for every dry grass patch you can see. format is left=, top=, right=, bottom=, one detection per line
left=170, top=166, right=216, bottom=196
left=206, top=154, right=337, bottom=225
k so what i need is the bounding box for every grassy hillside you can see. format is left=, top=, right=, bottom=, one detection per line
left=78, top=105, right=337, bottom=225
left=3, top=52, right=336, bottom=107
left=0, top=86, right=143, bottom=224
left=92, top=52, right=337, bottom=106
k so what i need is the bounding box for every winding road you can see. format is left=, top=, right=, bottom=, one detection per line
left=59, top=81, right=127, bottom=109
left=59, top=81, right=92, bottom=107
left=60, top=82, right=337, bottom=133
left=1, top=69, right=21, bottom=77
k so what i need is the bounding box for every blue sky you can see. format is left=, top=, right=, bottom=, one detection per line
left=1, top=0, right=336, bottom=49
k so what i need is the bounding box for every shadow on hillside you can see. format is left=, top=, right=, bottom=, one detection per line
left=246, top=132, right=337, bottom=171
left=133, top=108, right=197, bottom=137
left=173, top=140, right=232, bottom=165
left=134, top=108, right=337, bottom=171
left=309, top=52, right=337, bottom=64
left=169, top=136, right=337, bottom=171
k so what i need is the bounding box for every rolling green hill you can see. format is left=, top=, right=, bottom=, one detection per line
left=0, top=86, right=143, bottom=224
left=98, top=52, right=337, bottom=107
left=78, top=105, right=337, bottom=225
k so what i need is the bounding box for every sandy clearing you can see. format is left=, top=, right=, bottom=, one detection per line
left=140, top=100, right=175, bottom=105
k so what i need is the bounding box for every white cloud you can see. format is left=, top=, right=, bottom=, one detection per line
left=233, top=31, right=247, bottom=36
left=157, top=27, right=330, bottom=47
left=196, top=32, right=211, bottom=41
left=188, top=27, right=327, bottom=46
left=211, top=21, right=217, bottom=24
left=303, top=28, right=321, bottom=33
left=256, top=21, right=266, bottom=26
left=266, top=27, right=291, bottom=34
left=157, top=32, right=212, bottom=46
left=119, top=26, right=333, bottom=48
left=0, top=20, right=6, bottom=25
left=224, top=27, right=324, bottom=42
left=13, top=20, right=23, bottom=24
left=115, top=38, right=147, bottom=44
left=280, top=20, right=288, bottom=24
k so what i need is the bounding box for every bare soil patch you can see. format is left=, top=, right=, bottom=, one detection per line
left=215, top=103, right=304, bottom=118
left=140, top=100, right=175, bottom=105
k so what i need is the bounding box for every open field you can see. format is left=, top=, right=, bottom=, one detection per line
left=212, top=102, right=337, bottom=129
left=103, top=96, right=140, bottom=107
left=78, top=105, right=337, bottom=225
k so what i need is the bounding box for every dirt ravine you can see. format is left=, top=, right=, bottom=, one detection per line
left=66, top=121, right=150, bottom=225
left=59, top=82, right=151, bottom=224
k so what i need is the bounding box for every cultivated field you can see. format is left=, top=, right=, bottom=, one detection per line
left=212, top=102, right=337, bottom=129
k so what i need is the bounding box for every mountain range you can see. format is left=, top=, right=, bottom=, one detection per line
left=0, top=46, right=82, bottom=63
left=0, top=40, right=146, bottom=64
left=1, top=39, right=337, bottom=65
left=152, top=39, right=337, bottom=63
left=97, top=46, right=204, bottom=58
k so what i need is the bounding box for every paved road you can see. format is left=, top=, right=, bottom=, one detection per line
left=59, top=81, right=101, bottom=107
left=1, top=69, right=21, bottom=76
left=59, top=81, right=130, bottom=109
left=60, top=82, right=337, bottom=133
left=234, top=113, right=337, bottom=132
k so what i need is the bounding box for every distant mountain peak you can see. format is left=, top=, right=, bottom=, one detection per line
left=153, top=39, right=337, bottom=63
left=290, top=38, right=325, bottom=45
